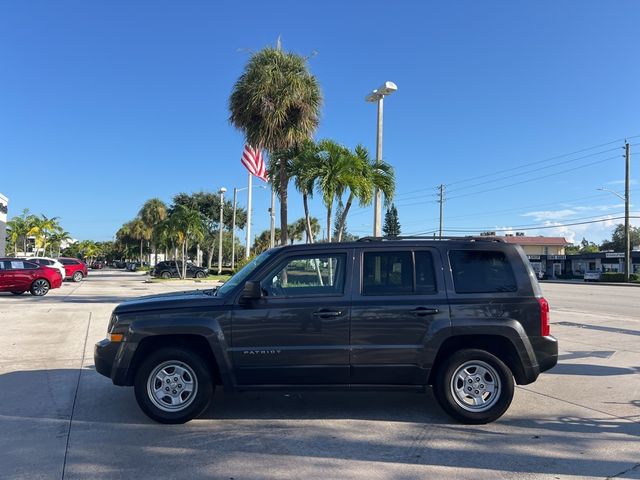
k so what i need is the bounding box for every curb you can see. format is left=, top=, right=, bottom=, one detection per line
left=541, top=280, right=640, bottom=288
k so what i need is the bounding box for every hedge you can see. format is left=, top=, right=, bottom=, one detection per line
left=600, top=272, right=639, bottom=282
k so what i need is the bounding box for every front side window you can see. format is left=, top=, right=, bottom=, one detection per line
left=449, top=250, right=517, bottom=294
left=261, top=254, right=346, bottom=297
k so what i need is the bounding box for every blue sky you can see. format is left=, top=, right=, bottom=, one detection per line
left=1, top=1, right=639, bottom=245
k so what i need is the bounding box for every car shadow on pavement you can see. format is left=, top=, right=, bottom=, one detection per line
left=2, top=367, right=640, bottom=479
left=550, top=363, right=640, bottom=376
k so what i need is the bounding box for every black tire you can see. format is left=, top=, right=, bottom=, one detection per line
left=72, top=271, right=84, bottom=283
left=161, top=271, right=171, bottom=279
left=30, top=279, right=51, bottom=296
left=195, top=271, right=205, bottom=279
left=134, top=347, right=213, bottom=424
left=433, top=349, right=514, bottom=424
left=11, top=291, right=25, bottom=295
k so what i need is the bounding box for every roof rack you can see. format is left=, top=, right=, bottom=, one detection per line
left=356, top=235, right=506, bottom=243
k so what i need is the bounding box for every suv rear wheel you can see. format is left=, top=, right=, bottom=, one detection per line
left=30, top=279, right=50, bottom=296
left=433, top=349, right=514, bottom=424
left=72, top=271, right=83, bottom=282
left=134, top=347, right=213, bottom=424
left=160, top=271, right=171, bottom=279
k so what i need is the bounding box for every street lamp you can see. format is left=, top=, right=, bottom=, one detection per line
left=231, top=184, right=267, bottom=270
left=598, top=186, right=631, bottom=281
left=366, top=81, right=397, bottom=237
left=218, top=187, right=227, bottom=275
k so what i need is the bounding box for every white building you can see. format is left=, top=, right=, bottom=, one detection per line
left=0, top=193, right=7, bottom=257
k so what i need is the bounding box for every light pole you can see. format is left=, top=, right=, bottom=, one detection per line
left=218, top=187, right=226, bottom=275
left=366, top=81, right=397, bottom=237
left=231, top=184, right=266, bottom=269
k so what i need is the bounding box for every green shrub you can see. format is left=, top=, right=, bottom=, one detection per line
left=601, top=272, right=639, bottom=282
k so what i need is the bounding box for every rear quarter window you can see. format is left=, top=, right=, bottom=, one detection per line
left=449, top=250, right=517, bottom=294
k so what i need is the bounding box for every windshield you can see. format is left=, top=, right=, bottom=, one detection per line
left=216, top=250, right=275, bottom=296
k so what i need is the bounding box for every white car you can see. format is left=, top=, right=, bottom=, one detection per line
left=26, top=257, right=66, bottom=280
left=583, top=270, right=601, bottom=282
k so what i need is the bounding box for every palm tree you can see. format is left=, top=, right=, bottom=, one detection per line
left=126, top=218, right=147, bottom=264
left=314, top=139, right=353, bottom=242
left=229, top=40, right=322, bottom=246
left=334, top=145, right=395, bottom=242
left=49, top=230, right=73, bottom=257
left=139, top=198, right=168, bottom=265
left=166, top=205, right=205, bottom=278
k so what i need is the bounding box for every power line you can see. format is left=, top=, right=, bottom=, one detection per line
left=410, top=215, right=639, bottom=235
left=446, top=154, right=622, bottom=201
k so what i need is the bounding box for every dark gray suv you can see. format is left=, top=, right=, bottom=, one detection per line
left=95, top=237, right=557, bottom=424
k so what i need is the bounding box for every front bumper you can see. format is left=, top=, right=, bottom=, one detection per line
left=94, top=338, right=119, bottom=379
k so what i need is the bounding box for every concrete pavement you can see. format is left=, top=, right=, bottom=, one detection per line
left=0, top=271, right=639, bottom=479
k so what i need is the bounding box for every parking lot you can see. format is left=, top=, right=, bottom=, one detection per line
left=0, top=271, right=639, bottom=480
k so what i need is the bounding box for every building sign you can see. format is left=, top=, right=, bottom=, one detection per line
left=605, top=252, right=625, bottom=258
left=0, top=202, right=7, bottom=215
left=527, top=255, right=541, bottom=260
left=548, top=255, right=566, bottom=260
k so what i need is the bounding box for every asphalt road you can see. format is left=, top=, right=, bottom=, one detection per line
left=0, top=271, right=639, bottom=480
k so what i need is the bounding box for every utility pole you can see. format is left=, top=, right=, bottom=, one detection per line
left=217, top=188, right=226, bottom=275
left=624, top=142, right=631, bottom=282
left=245, top=173, right=252, bottom=259
left=438, top=184, right=445, bottom=239
left=231, top=187, right=237, bottom=270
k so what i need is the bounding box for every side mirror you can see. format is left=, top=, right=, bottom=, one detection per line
left=241, top=281, right=262, bottom=301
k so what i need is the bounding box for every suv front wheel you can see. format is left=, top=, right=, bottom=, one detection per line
left=433, top=349, right=514, bottom=424
left=134, top=347, right=213, bottom=424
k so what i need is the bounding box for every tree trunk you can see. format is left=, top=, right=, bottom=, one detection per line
left=140, top=239, right=143, bottom=264
left=336, top=192, right=355, bottom=242
left=303, top=193, right=314, bottom=244
left=279, top=160, right=288, bottom=246
left=326, top=203, right=332, bottom=243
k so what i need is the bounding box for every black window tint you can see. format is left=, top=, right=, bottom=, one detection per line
left=449, top=250, right=517, bottom=294
left=415, top=251, right=437, bottom=294
left=60, top=259, right=73, bottom=265
left=23, top=261, right=39, bottom=270
left=363, top=252, right=413, bottom=295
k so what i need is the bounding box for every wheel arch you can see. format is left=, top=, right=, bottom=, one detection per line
left=428, top=334, right=529, bottom=385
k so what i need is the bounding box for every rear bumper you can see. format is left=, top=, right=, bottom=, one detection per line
left=531, top=335, right=558, bottom=374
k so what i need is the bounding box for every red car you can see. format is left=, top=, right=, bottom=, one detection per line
left=58, top=257, right=88, bottom=282
left=0, top=258, right=63, bottom=296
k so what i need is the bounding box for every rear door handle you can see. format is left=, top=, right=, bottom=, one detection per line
left=312, top=310, right=342, bottom=318
left=410, top=307, right=439, bottom=316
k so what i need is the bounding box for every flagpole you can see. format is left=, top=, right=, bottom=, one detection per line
left=245, top=173, right=252, bottom=258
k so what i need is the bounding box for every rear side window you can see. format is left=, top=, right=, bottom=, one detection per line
left=449, top=250, right=517, bottom=294
left=60, top=259, right=77, bottom=265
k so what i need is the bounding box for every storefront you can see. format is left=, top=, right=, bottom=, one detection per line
left=568, top=252, right=640, bottom=275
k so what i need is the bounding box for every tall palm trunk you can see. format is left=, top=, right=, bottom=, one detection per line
left=326, top=204, right=332, bottom=243
left=336, top=192, right=355, bottom=242
left=279, top=160, right=288, bottom=245
left=302, top=193, right=314, bottom=244
left=140, top=239, right=143, bottom=264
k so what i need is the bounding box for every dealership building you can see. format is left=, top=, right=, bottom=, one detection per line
left=0, top=193, right=7, bottom=257
left=498, top=234, right=640, bottom=277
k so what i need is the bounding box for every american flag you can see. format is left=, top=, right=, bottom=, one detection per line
left=240, top=144, right=268, bottom=181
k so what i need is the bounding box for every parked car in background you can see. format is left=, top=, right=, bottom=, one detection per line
left=0, top=258, right=63, bottom=296
left=58, top=257, right=88, bottom=282
left=151, top=261, right=208, bottom=279
left=24, top=257, right=66, bottom=280
left=111, top=260, right=126, bottom=269
left=91, top=261, right=105, bottom=270
left=583, top=270, right=601, bottom=282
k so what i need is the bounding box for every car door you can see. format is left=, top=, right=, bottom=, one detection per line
left=350, top=247, right=451, bottom=385
left=0, top=261, right=15, bottom=289
left=231, top=249, right=352, bottom=385
left=8, top=260, right=34, bottom=290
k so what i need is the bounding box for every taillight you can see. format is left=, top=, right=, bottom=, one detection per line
left=538, top=297, right=550, bottom=336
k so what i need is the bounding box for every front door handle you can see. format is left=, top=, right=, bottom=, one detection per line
left=410, top=307, right=439, bottom=316
left=312, top=310, right=343, bottom=318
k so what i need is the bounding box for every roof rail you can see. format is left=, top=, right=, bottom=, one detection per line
left=356, top=235, right=506, bottom=243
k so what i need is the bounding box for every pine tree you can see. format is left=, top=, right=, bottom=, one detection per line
left=383, top=204, right=401, bottom=237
